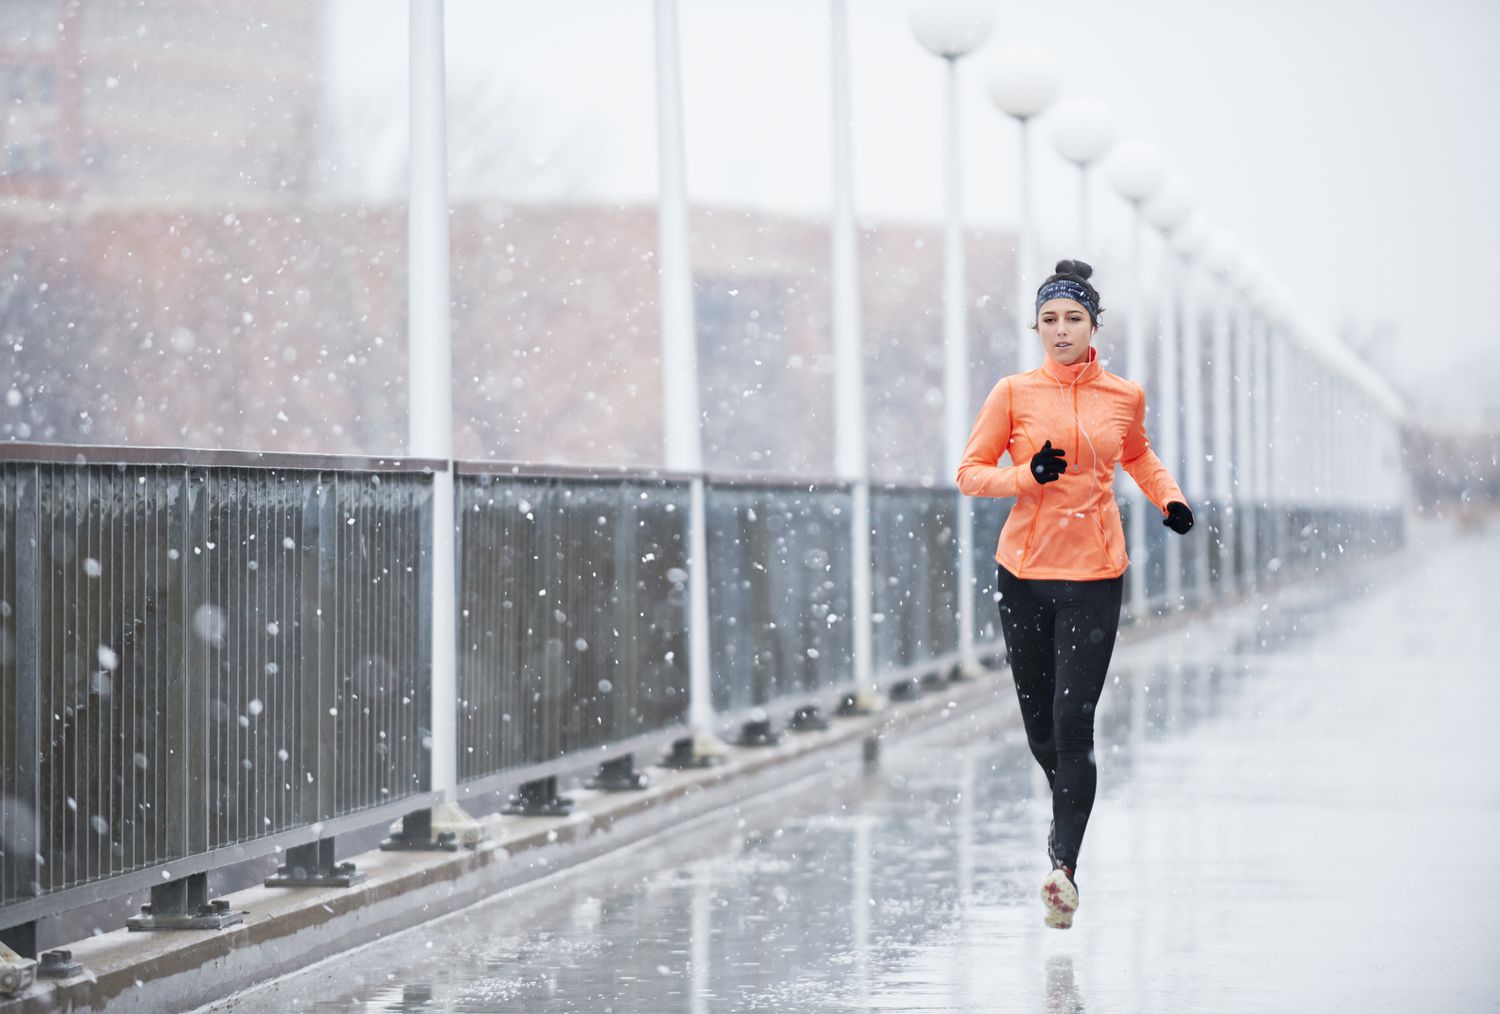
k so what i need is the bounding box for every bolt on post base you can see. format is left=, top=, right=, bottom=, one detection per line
left=36, top=950, right=82, bottom=979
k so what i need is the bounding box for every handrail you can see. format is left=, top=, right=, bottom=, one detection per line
left=0, top=441, right=443, bottom=474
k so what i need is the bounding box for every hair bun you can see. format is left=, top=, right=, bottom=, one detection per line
left=1054, top=258, right=1094, bottom=280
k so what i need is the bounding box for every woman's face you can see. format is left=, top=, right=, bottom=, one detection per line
left=1035, top=298, right=1097, bottom=366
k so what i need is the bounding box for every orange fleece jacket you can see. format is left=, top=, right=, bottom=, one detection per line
left=956, top=347, right=1187, bottom=581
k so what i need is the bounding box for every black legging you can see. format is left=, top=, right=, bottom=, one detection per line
left=995, top=565, right=1124, bottom=871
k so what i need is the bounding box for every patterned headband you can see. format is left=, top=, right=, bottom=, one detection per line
left=1035, top=279, right=1098, bottom=322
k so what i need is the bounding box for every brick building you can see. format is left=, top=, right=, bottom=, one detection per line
left=0, top=0, right=322, bottom=203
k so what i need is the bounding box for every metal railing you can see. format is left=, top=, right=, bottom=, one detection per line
left=1, top=447, right=436, bottom=928
left=453, top=465, right=692, bottom=791
left=704, top=480, right=855, bottom=718
left=968, top=498, right=1011, bottom=646
left=869, top=486, right=959, bottom=682
left=1, top=441, right=1409, bottom=956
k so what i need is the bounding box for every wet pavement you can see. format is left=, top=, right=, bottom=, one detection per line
left=257, top=523, right=1500, bottom=1013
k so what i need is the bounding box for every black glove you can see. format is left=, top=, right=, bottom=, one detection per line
left=1029, top=440, right=1067, bottom=485
left=1163, top=501, right=1194, bottom=535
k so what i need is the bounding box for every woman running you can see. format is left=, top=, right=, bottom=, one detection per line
left=956, top=259, right=1194, bottom=929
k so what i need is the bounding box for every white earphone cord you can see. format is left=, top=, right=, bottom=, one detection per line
left=1047, top=354, right=1114, bottom=553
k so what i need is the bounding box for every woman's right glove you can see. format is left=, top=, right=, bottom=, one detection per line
left=1162, top=501, right=1194, bottom=534
left=1029, top=440, right=1067, bottom=485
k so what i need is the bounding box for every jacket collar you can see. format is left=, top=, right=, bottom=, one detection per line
left=1039, top=344, right=1102, bottom=385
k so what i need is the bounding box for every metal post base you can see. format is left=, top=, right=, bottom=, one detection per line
left=888, top=677, right=923, bottom=702
left=127, top=873, right=244, bottom=932
left=36, top=950, right=82, bottom=980
left=265, top=837, right=366, bottom=888
left=0, top=939, right=36, bottom=998
left=738, top=717, right=781, bottom=747
left=586, top=754, right=650, bottom=792
left=381, top=807, right=460, bottom=852
left=502, top=776, right=574, bottom=817
left=660, top=731, right=729, bottom=769
left=788, top=704, right=830, bottom=732
left=919, top=670, right=945, bottom=692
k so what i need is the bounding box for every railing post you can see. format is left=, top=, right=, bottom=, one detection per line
left=315, top=475, right=338, bottom=825
left=1234, top=296, right=1256, bottom=593
left=266, top=838, right=363, bottom=889
left=10, top=468, right=41, bottom=930
left=1254, top=310, right=1273, bottom=580
left=1179, top=257, right=1210, bottom=602
left=181, top=468, right=208, bottom=862
left=1210, top=279, right=1235, bottom=597
left=127, top=871, right=242, bottom=932
left=1124, top=213, right=1150, bottom=614
left=1160, top=248, right=1183, bottom=610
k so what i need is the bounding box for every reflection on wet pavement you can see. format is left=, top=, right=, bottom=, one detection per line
left=264, top=527, right=1500, bottom=1013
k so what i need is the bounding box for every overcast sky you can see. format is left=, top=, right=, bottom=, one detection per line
left=330, top=0, right=1500, bottom=425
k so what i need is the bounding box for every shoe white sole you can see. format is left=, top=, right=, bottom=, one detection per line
left=1041, top=869, right=1078, bottom=929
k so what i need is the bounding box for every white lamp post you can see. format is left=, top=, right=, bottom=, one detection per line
left=1255, top=268, right=1280, bottom=587
left=1142, top=175, right=1191, bottom=609
left=829, top=0, right=877, bottom=707
left=654, top=0, right=724, bottom=763
left=1171, top=216, right=1212, bottom=601
left=1232, top=252, right=1265, bottom=594
left=1269, top=279, right=1299, bottom=574
left=986, top=42, right=1060, bottom=373
left=1048, top=94, right=1117, bottom=253
left=1202, top=230, right=1239, bottom=597
left=911, top=1, right=994, bottom=679
left=1106, top=138, right=1165, bottom=614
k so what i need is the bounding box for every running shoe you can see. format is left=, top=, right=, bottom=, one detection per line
left=1041, top=865, right=1078, bottom=930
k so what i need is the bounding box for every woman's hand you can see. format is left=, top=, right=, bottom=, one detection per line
left=1162, top=501, right=1194, bottom=534
left=1029, top=440, right=1067, bottom=485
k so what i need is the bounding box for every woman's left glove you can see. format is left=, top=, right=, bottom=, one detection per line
left=1162, top=502, right=1194, bottom=535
